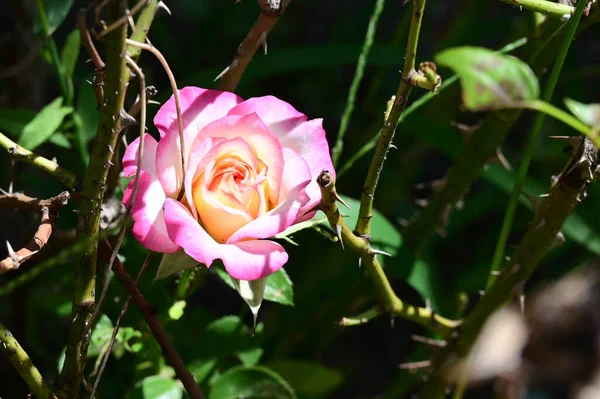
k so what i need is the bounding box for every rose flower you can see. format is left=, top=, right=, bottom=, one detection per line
left=123, top=87, right=334, bottom=281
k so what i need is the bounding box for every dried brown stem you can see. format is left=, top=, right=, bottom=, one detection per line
left=0, top=191, right=70, bottom=275
left=78, top=8, right=106, bottom=108
left=99, top=240, right=205, bottom=399
left=216, top=0, right=291, bottom=92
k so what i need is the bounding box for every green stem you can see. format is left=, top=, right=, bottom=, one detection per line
left=500, top=0, right=574, bottom=18
left=0, top=132, right=77, bottom=188
left=525, top=99, right=592, bottom=136
left=0, top=321, right=57, bottom=399
left=355, top=0, right=427, bottom=236
left=35, top=0, right=71, bottom=105
left=488, top=0, right=589, bottom=287
left=56, top=1, right=129, bottom=397
left=331, top=0, right=386, bottom=167
left=317, top=171, right=460, bottom=335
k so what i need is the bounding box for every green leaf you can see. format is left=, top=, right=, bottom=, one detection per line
left=19, top=97, right=72, bottom=151
left=263, top=268, right=294, bottom=306
left=137, top=375, right=183, bottom=399
left=435, top=46, right=539, bottom=111
left=266, top=360, right=343, bottom=397
left=60, top=29, right=81, bottom=78
left=35, top=0, right=75, bottom=35
left=48, top=132, right=71, bottom=148
left=0, top=109, right=36, bottom=136
left=88, top=314, right=113, bottom=358
left=274, top=213, right=328, bottom=240
left=564, top=98, right=600, bottom=127
left=156, top=250, right=199, bottom=280
left=338, top=195, right=402, bottom=261
left=215, top=265, right=294, bottom=306
left=168, top=300, right=187, bottom=321
left=204, top=316, right=264, bottom=366
left=210, top=366, right=296, bottom=399
left=88, top=314, right=142, bottom=359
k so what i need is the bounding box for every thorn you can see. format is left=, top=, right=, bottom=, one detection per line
left=157, top=1, right=172, bottom=15
left=496, top=147, right=512, bottom=171
left=6, top=240, right=15, bottom=256
left=425, top=298, right=432, bottom=311
left=539, top=193, right=550, bottom=198
left=415, top=177, right=447, bottom=194
left=333, top=191, right=351, bottom=210
left=411, top=335, right=446, bottom=347
left=148, top=100, right=161, bottom=106
left=370, top=248, right=392, bottom=257
left=415, top=198, right=428, bottom=207
left=490, top=270, right=501, bottom=276
left=214, top=60, right=238, bottom=81
left=0, top=187, right=9, bottom=195
left=478, top=290, right=485, bottom=297
left=259, top=32, right=268, bottom=55
left=390, top=316, right=395, bottom=328
left=358, top=257, right=362, bottom=268
left=552, top=231, right=566, bottom=248
left=389, top=143, right=398, bottom=150
left=398, top=360, right=432, bottom=370
left=450, top=120, right=483, bottom=143
left=398, top=218, right=409, bottom=227
left=335, top=224, right=344, bottom=250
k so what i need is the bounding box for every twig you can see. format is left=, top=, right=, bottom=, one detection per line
left=338, top=306, right=382, bottom=327
left=418, top=136, right=598, bottom=398
left=0, top=191, right=70, bottom=275
left=500, top=0, right=574, bottom=18
left=78, top=8, right=106, bottom=107
left=57, top=1, right=130, bottom=397
left=0, top=321, right=57, bottom=399
left=99, top=240, right=205, bottom=399
left=331, top=0, right=386, bottom=167
left=317, top=171, right=461, bottom=335
left=354, top=0, right=427, bottom=236
left=0, top=132, right=77, bottom=189
left=216, top=0, right=291, bottom=92
left=488, top=0, right=589, bottom=286
left=96, top=0, right=150, bottom=39
left=125, top=39, right=187, bottom=187
left=90, top=252, right=153, bottom=398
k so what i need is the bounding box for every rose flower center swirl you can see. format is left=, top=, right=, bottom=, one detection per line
left=192, top=149, right=270, bottom=243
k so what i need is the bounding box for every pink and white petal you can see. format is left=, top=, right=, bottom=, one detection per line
left=183, top=136, right=224, bottom=220
left=279, top=118, right=334, bottom=181
left=227, top=148, right=311, bottom=242
left=193, top=114, right=284, bottom=203
left=163, top=199, right=288, bottom=280
left=154, top=87, right=244, bottom=198
left=124, top=170, right=179, bottom=253
left=221, top=240, right=288, bottom=280
left=227, top=95, right=307, bottom=138
left=122, top=134, right=158, bottom=178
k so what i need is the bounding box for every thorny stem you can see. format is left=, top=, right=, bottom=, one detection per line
left=0, top=321, right=57, bottom=399
left=355, top=0, right=427, bottom=236
left=488, top=0, right=589, bottom=287
left=99, top=240, right=206, bottom=399
left=318, top=171, right=461, bottom=335
left=57, top=1, right=129, bottom=397
left=0, top=132, right=77, bottom=189
left=419, top=136, right=598, bottom=398
left=500, top=0, right=574, bottom=18
left=331, top=0, right=386, bottom=167
left=216, top=0, right=291, bottom=92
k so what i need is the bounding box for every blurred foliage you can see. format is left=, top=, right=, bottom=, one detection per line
left=0, top=0, right=599, bottom=398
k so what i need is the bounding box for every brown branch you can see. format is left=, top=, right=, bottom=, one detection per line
left=98, top=240, right=205, bottom=399
left=216, top=0, right=291, bottom=92
left=0, top=191, right=70, bottom=275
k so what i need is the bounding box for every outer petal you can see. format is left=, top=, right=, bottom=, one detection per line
left=123, top=170, right=179, bottom=253
left=227, top=148, right=311, bottom=243
left=154, top=87, right=243, bottom=198
left=164, top=199, right=288, bottom=280
left=122, top=134, right=158, bottom=178
left=227, top=95, right=307, bottom=137
left=192, top=113, right=284, bottom=203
